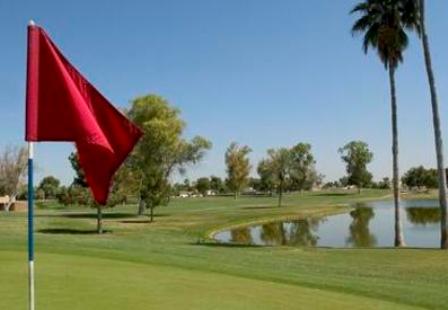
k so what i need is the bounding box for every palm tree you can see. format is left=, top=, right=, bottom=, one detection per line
left=416, top=0, right=448, bottom=249
left=350, top=0, right=418, bottom=247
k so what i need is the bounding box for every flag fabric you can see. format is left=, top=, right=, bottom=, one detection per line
left=25, top=25, right=143, bottom=204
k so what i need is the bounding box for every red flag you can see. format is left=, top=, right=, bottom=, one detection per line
left=25, top=25, right=143, bottom=205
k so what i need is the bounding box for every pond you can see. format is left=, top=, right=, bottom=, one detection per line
left=213, top=199, right=441, bottom=248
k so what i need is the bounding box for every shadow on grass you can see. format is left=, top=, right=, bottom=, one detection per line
left=194, top=241, right=262, bottom=248
left=313, top=193, right=353, bottom=197
left=316, top=246, right=440, bottom=251
left=38, top=228, right=112, bottom=235
left=62, top=213, right=137, bottom=219
left=241, top=205, right=278, bottom=210
left=38, top=212, right=169, bottom=221
left=120, top=220, right=152, bottom=224
left=36, top=212, right=136, bottom=219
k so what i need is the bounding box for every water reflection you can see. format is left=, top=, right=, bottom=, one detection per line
left=213, top=199, right=441, bottom=248
left=406, top=207, right=440, bottom=225
left=260, top=222, right=287, bottom=245
left=288, top=219, right=320, bottom=246
left=346, top=206, right=377, bottom=247
left=230, top=227, right=253, bottom=244
left=259, top=219, right=320, bottom=246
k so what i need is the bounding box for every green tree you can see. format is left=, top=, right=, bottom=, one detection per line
left=69, top=152, right=88, bottom=187
left=377, top=177, right=391, bottom=189
left=257, top=159, right=276, bottom=195
left=351, top=0, right=417, bottom=247
left=68, top=153, right=136, bottom=233
left=127, top=94, right=211, bottom=221
left=210, top=176, right=225, bottom=193
left=183, top=178, right=192, bottom=191
left=248, top=177, right=261, bottom=192
left=289, top=143, right=317, bottom=193
left=68, top=152, right=103, bottom=232
left=260, top=148, right=291, bottom=207
left=339, top=176, right=350, bottom=187
left=110, top=162, right=141, bottom=205
left=225, top=142, right=252, bottom=199
left=416, top=0, right=448, bottom=249
left=195, top=177, right=211, bottom=196
left=402, top=166, right=438, bottom=189
left=37, top=176, right=60, bottom=199
left=338, top=141, right=373, bottom=194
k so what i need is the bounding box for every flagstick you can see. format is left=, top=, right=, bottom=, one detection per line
left=27, top=19, right=36, bottom=310
left=28, top=141, right=35, bottom=310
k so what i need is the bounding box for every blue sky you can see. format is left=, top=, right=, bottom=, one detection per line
left=1, top=0, right=448, bottom=185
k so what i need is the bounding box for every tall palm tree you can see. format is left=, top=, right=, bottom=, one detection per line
left=416, top=0, right=448, bottom=249
left=350, top=0, right=418, bottom=247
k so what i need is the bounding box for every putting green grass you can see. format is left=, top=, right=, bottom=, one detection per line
left=1, top=251, right=420, bottom=310
left=0, top=189, right=447, bottom=309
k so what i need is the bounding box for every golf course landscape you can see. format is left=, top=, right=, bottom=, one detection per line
left=1, top=189, right=448, bottom=309
left=4, top=1, right=448, bottom=309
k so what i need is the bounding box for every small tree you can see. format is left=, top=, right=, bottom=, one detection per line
left=68, top=152, right=102, bottom=232
left=259, top=148, right=291, bottom=207
left=195, top=177, right=211, bottom=196
left=289, top=143, right=317, bottom=193
left=69, top=152, right=88, bottom=187
left=257, top=159, right=276, bottom=196
left=183, top=179, right=192, bottom=192
left=0, top=146, right=28, bottom=211
left=225, top=142, right=252, bottom=199
left=270, top=148, right=292, bottom=207
left=402, top=166, right=438, bottom=189
left=68, top=152, right=136, bottom=233
left=377, top=177, right=391, bottom=190
left=37, top=176, right=60, bottom=200
left=210, top=176, right=225, bottom=193
left=339, top=141, right=373, bottom=194
left=127, top=94, right=211, bottom=221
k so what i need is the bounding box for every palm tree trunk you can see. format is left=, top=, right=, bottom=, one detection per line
left=389, top=66, right=405, bottom=247
left=419, top=0, right=448, bottom=249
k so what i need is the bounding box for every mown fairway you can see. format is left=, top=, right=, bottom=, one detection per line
left=1, top=190, right=447, bottom=309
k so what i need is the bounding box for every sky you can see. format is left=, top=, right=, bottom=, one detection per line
left=1, top=0, right=448, bottom=185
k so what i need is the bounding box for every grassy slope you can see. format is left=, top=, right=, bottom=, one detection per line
left=0, top=189, right=446, bottom=309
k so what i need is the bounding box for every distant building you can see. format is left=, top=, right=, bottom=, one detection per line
left=242, top=187, right=257, bottom=195
left=205, top=190, right=216, bottom=196
left=178, top=191, right=190, bottom=198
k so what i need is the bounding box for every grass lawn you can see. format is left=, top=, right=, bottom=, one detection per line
left=0, top=189, right=447, bottom=309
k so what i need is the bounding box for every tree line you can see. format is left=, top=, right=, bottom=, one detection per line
left=174, top=141, right=391, bottom=207
left=0, top=93, right=443, bottom=235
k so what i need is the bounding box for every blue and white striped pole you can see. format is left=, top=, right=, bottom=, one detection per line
left=27, top=20, right=36, bottom=310
left=28, top=141, right=35, bottom=309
